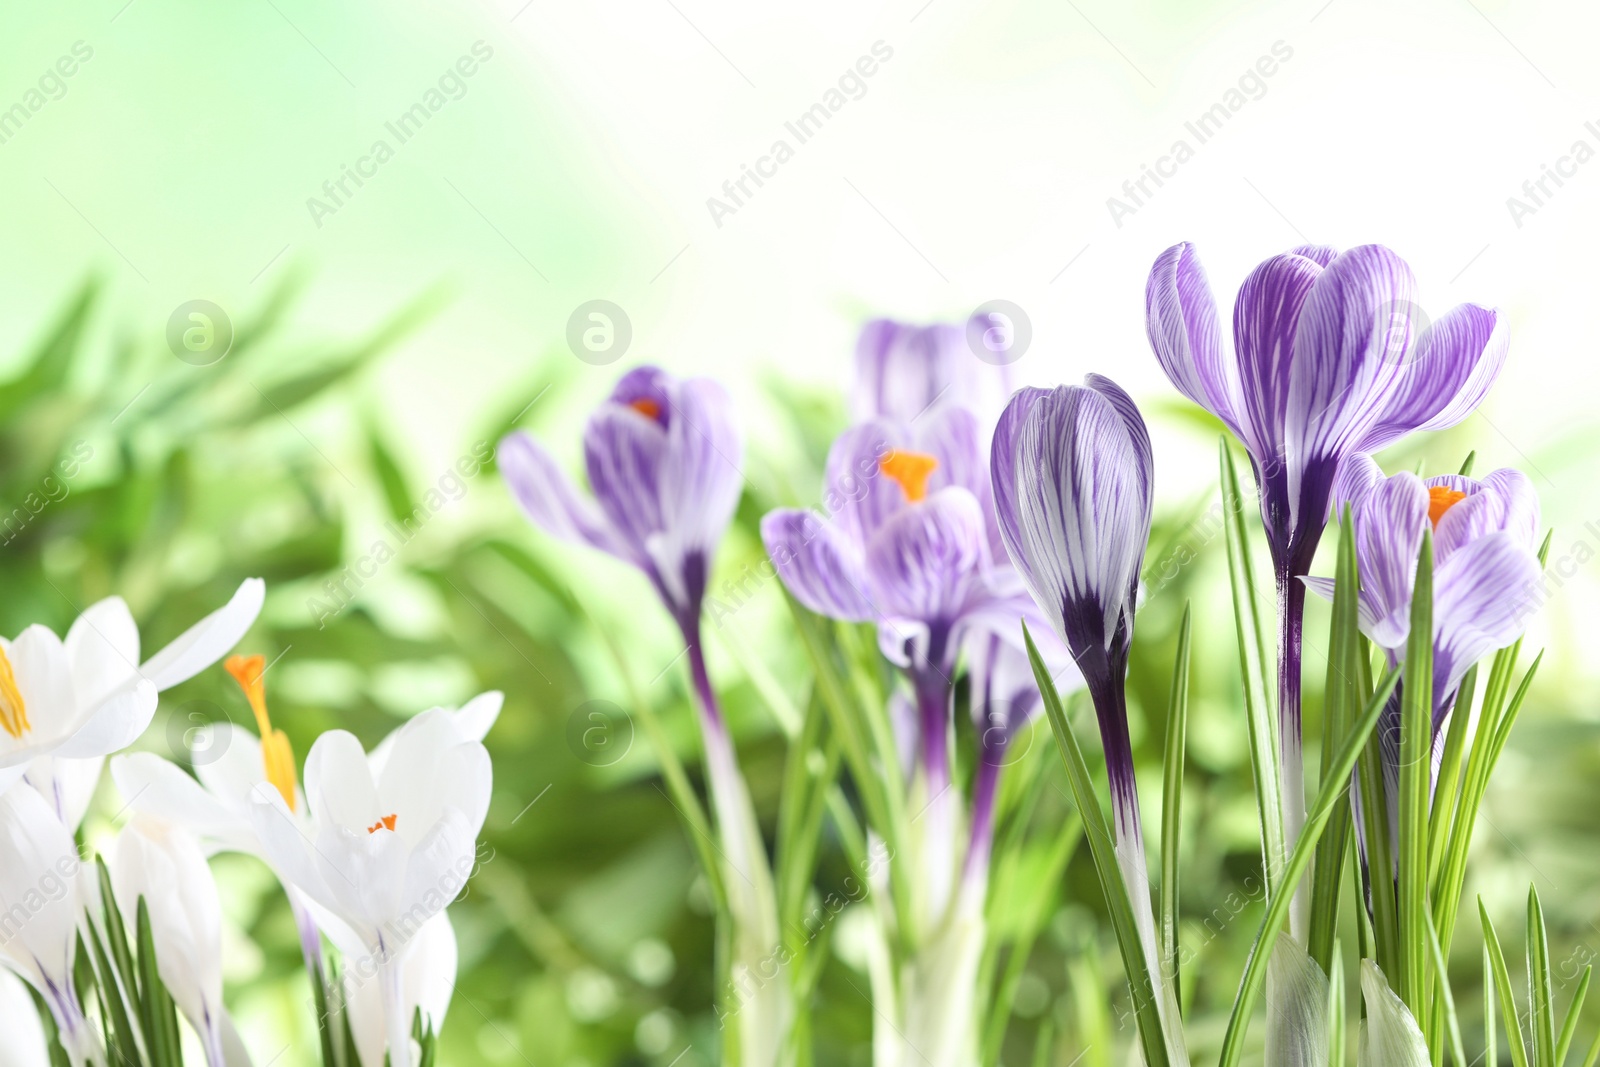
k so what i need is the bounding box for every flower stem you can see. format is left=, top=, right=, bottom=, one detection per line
left=1276, top=563, right=1309, bottom=940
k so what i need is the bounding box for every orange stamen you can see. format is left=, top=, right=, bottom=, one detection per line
left=879, top=450, right=940, bottom=503
left=1427, top=486, right=1468, bottom=528
left=628, top=398, right=662, bottom=420
left=0, top=645, right=29, bottom=740
left=224, top=654, right=299, bottom=812
left=368, top=814, right=398, bottom=834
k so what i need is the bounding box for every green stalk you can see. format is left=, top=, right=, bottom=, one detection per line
left=1530, top=887, right=1556, bottom=1067
left=1481, top=899, right=1531, bottom=1067
left=1396, top=532, right=1433, bottom=1018
left=1160, top=603, right=1192, bottom=1002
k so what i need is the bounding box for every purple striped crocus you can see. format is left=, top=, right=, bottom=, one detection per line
left=853, top=318, right=1015, bottom=428
left=1145, top=243, right=1508, bottom=828
left=498, top=365, right=742, bottom=711
left=990, top=375, right=1152, bottom=837
left=1306, top=454, right=1542, bottom=720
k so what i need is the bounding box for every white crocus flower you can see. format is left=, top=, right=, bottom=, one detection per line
left=249, top=708, right=490, bottom=1067
left=0, top=578, right=265, bottom=816
left=0, top=783, right=102, bottom=1067
left=109, top=816, right=231, bottom=1067
left=0, top=965, right=52, bottom=1067
left=344, top=912, right=457, bottom=1067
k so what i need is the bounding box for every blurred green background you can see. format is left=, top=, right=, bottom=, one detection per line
left=4, top=0, right=1598, bottom=1064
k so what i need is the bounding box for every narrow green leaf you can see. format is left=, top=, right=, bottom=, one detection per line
left=1481, top=898, right=1531, bottom=1067
left=1216, top=665, right=1400, bottom=1067
left=135, top=898, right=182, bottom=1067
left=1025, top=623, right=1172, bottom=1067
left=1557, top=967, right=1591, bottom=1067
left=1427, top=665, right=1478, bottom=883
left=1397, top=531, right=1434, bottom=1015
left=366, top=423, right=414, bottom=524
left=1458, top=450, right=1477, bottom=477
left=1160, top=603, right=1191, bottom=1002
left=1424, top=903, right=1466, bottom=1067
left=1582, top=1028, right=1600, bottom=1067
left=1310, top=507, right=1365, bottom=971
left=1531, top=887, right=1556, bottom=1067
left=1487, top=944, right=1499, bottom=1067
left=1219, top=439, right=1285, bottom=906
left=84, top=919, right=143, bottom=1066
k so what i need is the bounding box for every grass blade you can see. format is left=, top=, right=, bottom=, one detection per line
left=1160, top=603, right=1191, bottom=1003
left=1530, top=887, right=1556, bottom=1067
left=1219, top=439, right=1285, bottom=905
left=1481, top=898, right=1532, bottom=1067
left=1557, top=967, right=1591, bottom=1066
left=1025, top=622, right=1172, bottom=1067
left=1397, top=531, right=1433, bottom=1016
left=1329, top=946, right=1346, bottom=1067
left=1424, top=903, right=1466, bottom=1067
left=1216, top=665, right=1400, bottom=1067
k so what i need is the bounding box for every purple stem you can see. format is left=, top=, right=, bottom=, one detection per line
left=965, top=748, right=1002, bottom=878
left=683, top=618, right=725, bottom=735
left=1276, top=563, right=1307, bottom=785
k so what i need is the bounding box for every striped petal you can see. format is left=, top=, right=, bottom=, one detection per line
left=1358, top=304, right=1508, bottom=453
left=584, top=401, right=669, bottom=555
left=760, top=509, right=876, bottom=622
left=1432, top=467, right=1539, bottom=562
left=1353, top=473, right=1430, bottom=652
left=1146, top=243, right=1247, bottom=441
left=654, top=376, right=744, bottom=609
left=1234, top=251, right=1326, bottom=464
left=498, top=432, right=635, bottom=564
left=863, top=489, right=987, bottom=624
left=1431, top=531, right=1543, bottom=702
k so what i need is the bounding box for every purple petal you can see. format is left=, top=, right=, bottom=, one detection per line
left=1284, top=245, right=1417, bottom=520
left=760, top=509, right=875, bottom=621
left=1358, top=305, right=1508, bottom=453
left=852, top=320, right=967, bottom=424
left=992, top=381, right=1152, bottom=654
left=1354, top=472, right=1429, bottom=651
left=609, top=366, right=674, bottom=424
left=498, top=432, right=634, bottom=563
left=822, top=420, right=904, bottom=547
left=1234, top=252, right=1325, bottom=462
left=1330, top=453, right=1386, bottom=523
left=1289, top=244, right=1339, bottom=267
left=1145, top=243, right=1245, bottom=437
left=863, top=488, right=988, bottom=622
left=1433, top=467, right=1540, bottom=563
left=583, top=402, right=668, bottom=553
left=1084, top=374, right=1154, bottom=529
left=1432, top=531, right=1543, bottom=700
left=656, top=377, right=744, bottom=577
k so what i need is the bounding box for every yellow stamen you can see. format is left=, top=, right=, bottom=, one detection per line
left=1428, top=486, right=1468, bottom=528
left=368, top=814, right=398, bottom=835
left=0, top=645, right=30, bottom=740
left=225, top=654, right=298, bottom=812
left=628, top=398, right=662, bottom=420
left=879, top=450, right=940, bottom=503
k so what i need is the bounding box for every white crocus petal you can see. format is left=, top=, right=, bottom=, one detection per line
left=1357, top=960, right=1429, bottom=1066
left=1264, top=933, right=1329, bottom=1067
left=111, top=817, right=228, bottom=1067
left=138, top=578, right=265, bottom=692
left=64, top=597, right=141, bottom=710
left=367, top=692, right=502, bottom=778
left=0, top=967, right=52, bottom=1067
left=111, top=753, right=253, bottom=854
left=347, top=913, right=458, bottom=1067
left=24, top=754, right=106, bottom=832
left=50, top=679, right=159, bottom=760
left=0, top=784, right=98, bottom=1065
left=220, top=1013, right=254, bottom=1067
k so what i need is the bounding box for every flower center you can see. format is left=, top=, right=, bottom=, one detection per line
left=628, top=398, right=662, bottom=420
left=1428, top=486, right=1468, bottom=527
left=879, top=450, right=939, bottom=503
left=0, top=645, right=29, bottom=740
left=368, top=814, right=398, bottom=834
left=225, top=654, right=299, bottom=812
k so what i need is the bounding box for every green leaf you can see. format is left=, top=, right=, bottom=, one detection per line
left=366, top=422, right=415, bottom=524
left=1396, top=530, right=1434, bottom=1017
left=1219, top=439, right=1285, bottom=907
left=1310, top=507, right=1366, bottom=972
left=1024, top=622, right=1172, bottom=1067
left=1530, top=886, right=1556, bottom=1067
left=1328, top=947, right=1346, bottom=1067
left=1481, top=897, right=1531, bottom=1067
left=1424, top=903, right=1466, bottom=1067
left=1215, top=664, right=1399, bottom=1067
left=1160, top=602, right=1191, bottom=1002
left=1458, top=450, right=1477, bottom=477
left=1557, top=966, right=1591, bottom=1067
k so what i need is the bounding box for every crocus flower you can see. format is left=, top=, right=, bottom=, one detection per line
left=990, top=375, right=1186, bottom=1062
left=853, top=317, right=1015, bottom=429
left=0, top=783, right=100, bottom=1067
left=499, top=367, right=791, bottom=1064
left=110, top=817, right=230, bottom=1067
left=0, top=578, right=265, bottom=818
left=498, top=366, right=741, bottom=644
left=0, top=968, right=51, bottom=1067
left=1306, top=455, right=1542, bottom=717
left=1145, top=242, right=1507, bottom=827
left=249, top=708, right=490, bottom=1067
left=345, top=913, right=456, bottom=1067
